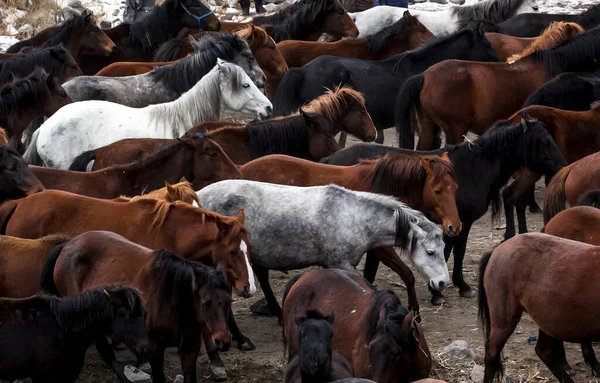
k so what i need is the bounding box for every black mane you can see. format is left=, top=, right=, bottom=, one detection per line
left=0, top=45, right=72, bottom=84
left=367, top=18, right=409, bottom=55
left=253, top=1, right=304, bottom=25
left=44, top=11, right=93, bottom=47
left=150, top=33, right=250, bottom=95
left=0, top=68, right=54, bottom=127
left=263, top=0, right=336, bottom=41
left=129, top=0, right=181, bottom=53
left=577, top=4, right=600, bottom=30
left=247, top=115, right=311, bottom=158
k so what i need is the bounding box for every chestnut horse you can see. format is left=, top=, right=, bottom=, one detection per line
left=484, top=21, right=584, bottom=62
left=41, top=230, right=231, bottom=383
left=35, top=133, right=241, bottom=198
left=479, top=233, right=600, bottom=383
left=239, top=153, right=460, bottom=314
left=544, top=151, right=600, bottom=223
left=283, top=269, right=431, bottom=382
left=395, top=22, right=598, bottom=150
left=114, top=178, right=200, bottom=204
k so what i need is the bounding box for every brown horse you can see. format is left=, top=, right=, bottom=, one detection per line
left=0, top=68, right=71, bottom=140
left=239, top=153, right=460, bottom=314
left=0, top=190, right=253, bottom=298
left=113, top=178, right=200, bottom=204
left=94, top=59, right=181, bottom=76
left=479, top=233, right=600, bottom=383
left=543, top=151, right=600, bottom=223
left=395, top=21, right=594, bottom=150
left=35, top=133, right=241, bottom=198
left=485, top=22, right=584, bottom=62
left=283, top=269, right=432, bottom=382
left=41, top=230, right=231, bottom=383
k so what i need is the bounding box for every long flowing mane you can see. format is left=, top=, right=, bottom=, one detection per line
left=129, top=0, right=180, bottom=53
left=452, top=0, right=528, bottom=29
left=150, top=33, right=250, bottom=94
left=576, top=4, right=600, bottom=29
left=302, top=86, right=365, bottom=122
left=246, top=115, right=311, bottom=158
left=507, top=22, right=584, bottom=62
left=150, top=249, right=228, bottom=328
left=0, top=45, right=72, bottom=83
left=366, top=18, right=409, bottom=55
left=44, top=11, right=93, bottom=47
left=0, top=68, right=53, bottom=128
left=264, top=0, right=337, bottom=41
left=533, top=25, right=600, bottom=76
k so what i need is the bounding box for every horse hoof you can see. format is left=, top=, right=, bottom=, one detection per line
left=459, top=288, right=476, bottom=298
left=174, top=374, right=184, bottom=383
left=237, top=339, right=256, bottom=351
left=431, top=295, right=445, bottom=306
left=250, top=298, right=273, bottom=316
left=529, top=206, right=542, bottom=213
left=210, top=365, right=228, bottom=381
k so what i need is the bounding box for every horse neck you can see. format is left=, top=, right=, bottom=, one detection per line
left=148, top=72, right=221, bottom=136
left=351, top=194, right=399, bottom=248
left=399, top=36, right=485, bottom=74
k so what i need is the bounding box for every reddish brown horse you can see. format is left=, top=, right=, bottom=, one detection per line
left=41, top=230, right=231, bottom=383
left=114, top=178, right=200, bottom=204
left=239, top=153, right=461, bottom=315
left=479, top=233, right=600, bottom=383
left=36, top=133, right=241, bottom=198
left=544, top=151, right=600, bottom=223
left=283, top=269, right=432, bottom=382
left=395, top=21, right=592, bottom=150
left=485, top=22, right=584, bottom=62
left=0, top=190, right=253, bottom=297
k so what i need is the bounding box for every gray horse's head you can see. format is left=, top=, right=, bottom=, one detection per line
left=396, top=208, right=450, bottom=291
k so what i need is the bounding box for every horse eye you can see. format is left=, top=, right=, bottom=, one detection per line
left=229, top=249, right=236, bottom=255
left=6, top=167, right=15, bottom=172
left=248, top=55, right=254, bottom=61
left=434, top=190, right=441, bottom=195
left=242, top=84, right=250, bottom=89
left=426, top=250, right=435, bottom=256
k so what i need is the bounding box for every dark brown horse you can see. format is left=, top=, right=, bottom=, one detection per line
left=0, top=45, right=82, bottom=85
left=41, top=230, right=231, bottom=383
left=283, top=269, right=432, bottom=383
left=395, top=22, right=597, bottom=150
left=0, top=286, right=148, bottom=383
left=479, top=233, right=600, bottom=383
left=36, top=133, right=241, bottom=198
left=0, top=68, right=71, bottom=140
left=0, top=146, right=45, bottom=203
left=543, top=151, right=600, bottom=223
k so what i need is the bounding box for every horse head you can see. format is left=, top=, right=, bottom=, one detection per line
left=237, top=25, right=288, bottom=80
left=301, top=109, right=341, bottom=160
left=320, top=0, right=359, bottom=38
left=177, top=0, right=221, bottom=32
left=79, top=10, right=115, bottom=56
left=0, top=146, right=45, bottom=202
left=296, top=310, right=335, bottom=381
left=520, top=117, right=567, bottom=183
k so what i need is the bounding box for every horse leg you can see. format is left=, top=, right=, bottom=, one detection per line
left=502, top=181, right=518, bottom=241
left=415, top=120, right=440, bottom=151
left=338, top=131, right=348, bottom=148
left=250, top=265, right=283, bottom=321
left=451, top=221, right=475, bottom=298
left=363, top=249, right=381, bottom=283
left=201, top=329, right=227, bottom=381
left=529, top=184, right=542, bottom=213
left=483, top=305, right=522, bottom=383
left=94, top=336, right=130, bottom=382
left=229, top=309, right=255, bottom=350
left=430, top=236, right=455, bottom=306
left=179, top=336, right=201, bottom=383
left=149, top=344, right=167, bottom=383
left=535, top=330, right=574, bottom=383
left=371, top=246, right=420, bottom=318
left=581, top=342, right=600, bottom=376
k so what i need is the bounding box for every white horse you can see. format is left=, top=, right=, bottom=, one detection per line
left=197, top=180, right=449, bottom=318
left=350, top=0, right=538, bottom=37
left=24, top=60, right=272, bottom=169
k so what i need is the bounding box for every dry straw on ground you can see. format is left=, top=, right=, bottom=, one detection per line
left=1, top=0, right=62, bottom=38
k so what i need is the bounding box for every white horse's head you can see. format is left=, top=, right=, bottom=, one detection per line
left=515, top=0, right=539, bottom=14
left=216, top=59, right=272, bottom=121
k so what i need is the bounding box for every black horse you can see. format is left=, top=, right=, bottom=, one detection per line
left=272, top=25, right=500, bottom=143
left=321, top=118, right=567, bottom=305
left=523, top=71, right=600, bottom=111
left=494, top=4, right=600, bottom=37
left=0, top=286, right=148, bottom=382
left=0, top=146, right=45, bottom=203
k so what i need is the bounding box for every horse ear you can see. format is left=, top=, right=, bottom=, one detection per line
left=440, top=152, right=450, bottom=164
left=215, top=216, right=226, bottom=234
left=402, top=11, right=413, bottom=25
left=179, top=176, right=188, bottom=183
left=215, top=260, right=228, bottom=280
left=419, top=157, right=433, bottom=175
left=165, top=181, right=176, bottom=194
left=477, top=22, right=486, bottom=36
left=235, top=208, right=245, bottom=225
left=326, top=312, right=335, bottom=324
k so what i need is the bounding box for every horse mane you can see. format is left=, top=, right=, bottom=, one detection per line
left=576, top=4, right=600, bottom=29
left=302, top=86, right=365, bottom=123
left=247, top=115, right=311, bottom=158
left=253, top=1, right=304, bottom=25
left=533, top=26, right=600, bottom=76
left=37, top=234, right=71, bottom=245
left=117, top=179, right=200, bottom=206
left=150, top=33, right=250, bottom=95
left=367, top=18, right=409, bottom=55
left=129, top=0, right=178, bottom=53
left=363, top=154, right=455, bottom=204
left=0, top=45, right=71, bottom=83
left=151, top=249, right=228, bottom=328
left=235, top=25, right=269, bottom=51
left=0, top=68, right=54, bottom=128
left=50, top=286, right=142, bottom=333
left=44, top=11, right=93, bottom=47
left=507, top=22, right=584, bottom=62
left=265, top=0, right=335, bottom=41
left=452, top=0, right=527, bottom=29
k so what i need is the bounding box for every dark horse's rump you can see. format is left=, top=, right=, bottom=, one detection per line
left=523, top=71, right=600, bottom=111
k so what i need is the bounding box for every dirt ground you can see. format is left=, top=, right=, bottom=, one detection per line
left=76, top=130, right=600, bottom=383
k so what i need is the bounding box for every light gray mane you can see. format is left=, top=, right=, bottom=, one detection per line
left=452, top=0, right=526, bottom=27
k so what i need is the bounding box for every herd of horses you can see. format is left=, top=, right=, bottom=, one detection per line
left=2, top=0, right=600, bottom=381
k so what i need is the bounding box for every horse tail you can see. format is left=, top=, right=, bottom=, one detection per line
left=543, top=163, right=573, bottom=223
left=273, top=69, right=305, bottom=117
left=576, top=190, right=600, bottom=209
left=69, top=150, right=96, bottom=171
left=22, top=129, right=42, bottom=166
left=153, top=38, right=183, bottom=62
left=478, top=248, right=504, bottom=381
left=394, top=73, right=424, bottom=149
left=40, top=242, right=67, bottom=295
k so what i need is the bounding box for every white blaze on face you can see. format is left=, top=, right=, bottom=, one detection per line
left=240, top=240, right=256, bottom=295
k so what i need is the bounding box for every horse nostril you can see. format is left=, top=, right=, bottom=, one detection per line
left=266, top=106, right=273, bottom=116
left=215, top=339, right=223, bottom=349
left=532, top=6, right=538, bottom=10
left=448, top=225, right=454, bottom=234
left=243, top=286, right=250, bottom=297
left=438, top=281, right=446, bottom=290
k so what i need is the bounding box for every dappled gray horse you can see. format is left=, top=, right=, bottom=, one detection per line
left=197, top=180, right=449, bottom=319
left=62, top=33, right=265, bottom=107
